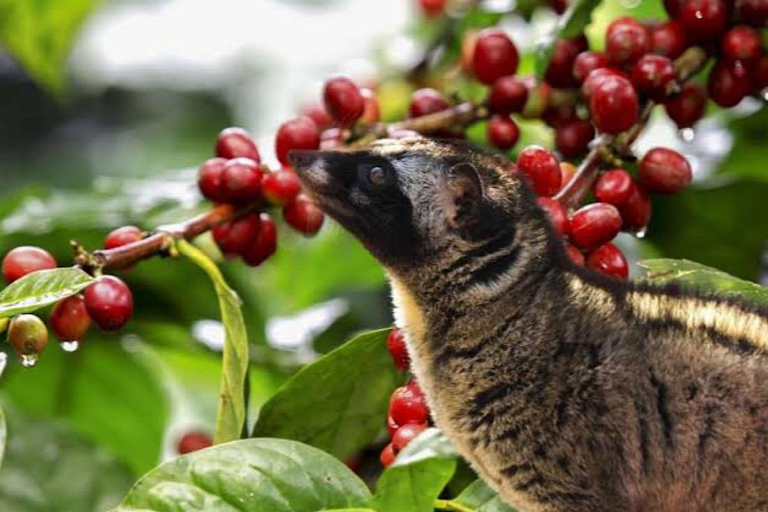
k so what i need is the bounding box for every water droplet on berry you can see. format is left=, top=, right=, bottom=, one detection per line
left=20, top=353, right=38, bottom=367
left=0, top=353, right=7, bottom=378
left=60, top=341, right=80, bottom=353
left=680, top=128, right=695, bottom=142
left=636, top=227, right=648, bottom=239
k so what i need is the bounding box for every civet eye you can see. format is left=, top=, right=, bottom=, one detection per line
left=358, top=162, right=393, bottom=191
left=369, top=166, right=387, bottom=186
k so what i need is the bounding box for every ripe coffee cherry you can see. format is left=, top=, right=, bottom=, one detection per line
left=84, top=275, right=134, bottom=332
left=665, top=83, right=707, bottom=128
left=275, top=117, right=320, bottom=166
left=324, top=77, right=365, bottom=128
left=387, top=415, right=399, bottom=437
left=565, top=244, right=585, bottom=265
left=488, top=76, right=528, bottom=115
left=389, top=384, right=429, bottom=426
left=392, top=423, right=428, bottom=452
left=302, top=104, right=333, bottom=130
left=545, top=37, right=587, bottom=89
left=708, top=59, right=753, bottom=107
left=753, top=56, right=768, bottom=90
left=419, top=0, right=446, bottom=17
left=283, top=195, right=325, bottom=236
left=387, top=328, right=410, bottom=370
left=722, top=26, right=762, bottom=62
left=555, top=119, right=594, bottom=158
left=516, top=146, right=562, bottom=197
left=221, top=158, right=263, bottom=203
left=197, top=158, right=228, bottom=203
left=581, top=67, right=624, bottom=100
left=215, top=127, right=260, bottom=163
left=573, top=51, right=610, bottom=84
left=650, top=21, right=687, bottom=59
left=594, top=169, right=633, bottom=206
left=619, top=181, right=652, bottom=232
left=360, top=89, right=380, bottom=123
left=664, top=0, right=685, bottom=16
left=380, top=443, right=396, bottom=468
left=177, top=431, right=212, bottom=454
left=639, top=147, right=692, bottom=194
left=263, top=168, right=301, bottom=206
left=409, top=88, right=450, bottom=118
left=50, top=295, right=92, bottom=342
left=242, top=213, right=277, bottom=267
left=605, top=18, right=649, bottom=65
left=2, top=246, right=57, bottom=284
left=589, top=75, right=639, bottom=135
left=586, top=243, right=629, bottom=279
left=569, top=203, right=623, bottom=250
left=104, top=226, right=143, bottom=250
left=679, top=0, right=729, bottom=43
left=487, top=116, right=520, bottom=151
left=472, top=28, right=519, bottom=85
left=213, top=213, right=262, bottom=257
left=537, top=197, right=569, bottom=236
left=738, top=0, right=768, bottom=27
left=9, top=314, right=48, bottom=356
left=631, top=55, right=676, bottom=102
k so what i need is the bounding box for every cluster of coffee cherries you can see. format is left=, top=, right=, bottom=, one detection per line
left=379, top=327, right=432, bottom=467
left=0, top=242, right=135, bottom=365
left=198, top=127, right=326, bottom=266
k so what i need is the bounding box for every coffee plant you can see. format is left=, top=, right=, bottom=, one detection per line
left=0, top=0, right=767, bottom=510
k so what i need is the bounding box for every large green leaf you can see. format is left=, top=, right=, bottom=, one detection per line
left=640, top=259, right=768, bottom=307
left=0, top=403, right=5, bottom=469
left=177, top=240, right=249, bottom=444
left=0, top=404, right=134, bottom=512
left=252, top=329, right=401, bottom=460
left=718, top=106, right=768, bottom=183
left=449, top=480, right=517, bottom=512
left=0, top=268, right=95, bottom=318
left=0, top=0, right=101, bottom=94
left=112, top=438, right=372, bottom=512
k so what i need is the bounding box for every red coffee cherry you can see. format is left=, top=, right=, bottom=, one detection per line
left=487, top=116, right=520, bottom=151
left=722, top=26, right=763, bottom=62
left=283, top=195, right=325, bottom=236
left=605, top=18, right=649, bottom=65
left=392, top=423, right=428, bottom=452
left=215, top=127, right=260, bottom=163
left=488, top=76, right=528, bottom=115
left=360, top=89, right=381, bottom=123
left=177, top=431, right=213, bottom=454
left=50, top=295, right=92, bottom=342
left=516, top=146, right=562, bottom=197
left=302, top=104, right=333, bottom=130
left=618, top=181, right=652, bottom=232
left=569, top=203, right=623, bottom=250
left=665, top=82, right=707, bottom=128
left=555, top=118, right=595, bottom=158
left=419, top=0, right=447, bottom=17
left=664, top=0, right=685, bottom=16
left=537, top=197, right=570, bottom=236
left=387, top=327, right=410, bottom=370
left=639, top=147, right=692, bottom=194
left=545, top=37, right=587, bottom=89
left=221, top=157, right=263, bottom=203
left=650, top=21, right=687, bottom=59
left=542, top=103, right=578, bottom=128
left=2, top=246, right=57, bottom=284
left=679, top=0, right=729, bottom=43
left=589, top=75, right=639, bottom=135
left=263, top=168, right=302, bottom=206
left=581, top=67, right=625, bottom=100
left=84, top=275, right=134, bottom=332
left=586, top=243, right=629, bottom=279
left=213, top=213, right=262, bottom=257
left=389, top=385, right=429, bottom=426
left=631, top=54, right=676, bottom=102
left=387, top=414, right=400, bottom=437
left=573, top=51, right=610, bottom=84
left=323, top=77, right=365, bottom=128
left=738, top=0, right=768, bottom=27
left=409, top=88, right=450, bottom=118
left=104, top=226, right=143, bottom=250
left=753, top=56, right=768, bottom=90
left=594, top=169, right=633, bottom=206
left=275, top=117, right=320, bottom=166
left=708, top=59, right=753, bottom=107
left=565, top=244, right=585, bottom=265
left=197, top=158, right=228, bottom=203
left=8, top=314, right=48, bottom=357
left=380, top=443, right=396, bottom=468
left=472, top=28, right=519, bottom=85
left=242, top=213, right=277, bottom=267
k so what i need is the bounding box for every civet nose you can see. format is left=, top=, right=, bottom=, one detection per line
left=288, top=150, right=323, bottom=172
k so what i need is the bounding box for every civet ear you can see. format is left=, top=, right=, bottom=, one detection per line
left=444, top=162, right=485, bottom=232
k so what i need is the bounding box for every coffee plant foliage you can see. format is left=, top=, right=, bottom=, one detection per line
left=0, top=0, right=767, bottom=511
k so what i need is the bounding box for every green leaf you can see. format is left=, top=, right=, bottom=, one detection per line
left=0, top=404, right=134, bottom=512
left=0, top=0, right=101, bottom=94
left=0, top=268, right=95, bottom=319
left=640, top=259, right=768, bottom=307
left=450, top=480, right=517, bottom=512
left=395, top=428, right=459, bottom=464
left=177, top=240, right=249, bottom=445
left=534, top=0, right=602, bottom=80
left=0, top=404, right=5, bottom=470
left=112, top=438, right=372, bottom=512
left=252, top=329, right=401, bottom=460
